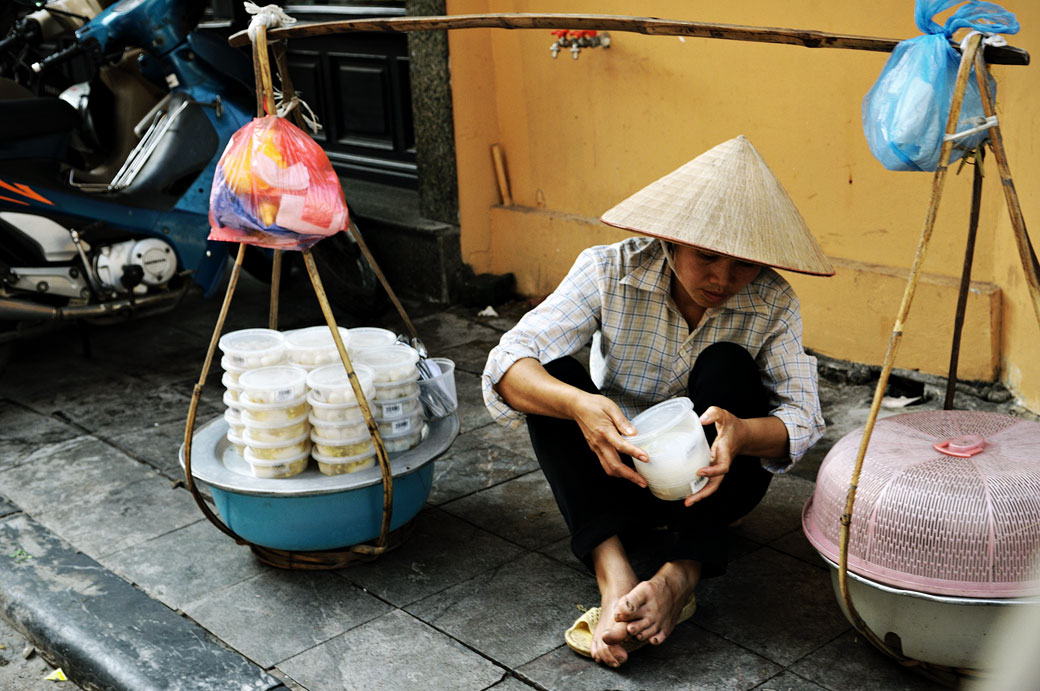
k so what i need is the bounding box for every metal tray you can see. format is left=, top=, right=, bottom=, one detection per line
left=180, top=413, right=459, bottom=497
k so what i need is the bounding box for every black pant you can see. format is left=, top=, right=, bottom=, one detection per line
left=527, top=342, right=773, bottom=578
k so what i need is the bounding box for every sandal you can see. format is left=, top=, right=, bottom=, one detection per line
left=563, top=594, right=697, bottom=657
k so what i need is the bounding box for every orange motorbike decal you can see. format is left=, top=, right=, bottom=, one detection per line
left=0, top=194, right=30, bottom=206
left=0, top=179, right=54, bottom=206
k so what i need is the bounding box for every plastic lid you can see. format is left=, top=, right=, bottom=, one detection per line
left=239, top=364, right=307, bottom=391
left=311, top=447, right=377, bottom=466
left=240, top=410, right=308, bottom=429
left=307, top=412, right=367, bottom=428
left=803, top=410, right=1040, bottom=597
left=221, top=371, right=242, bottom=390
left=218, top=328, right=284, bottom=358
left=624, top=397, right=695, bottom=444
left=310, top=429, right=373, bottom=446
left=306, top=363, right=375, bottom=391
left=220, top=355, right=247, bottom=373
left=222, top=390, right=242, bottom=409
left=243, top=445, right=311, bottom=467
left=347, top=327, right=397, bottom=350
left=236, top=392, right=307, bottom=411
left=305, top=391, right=367, bottom=413
left=242, top=428, right=310, bottom=448
left=353, top=345, right=420, bottom=371
left=286, top=325, right=349, bottom=346
left=382, top=422, right=428, bottom=440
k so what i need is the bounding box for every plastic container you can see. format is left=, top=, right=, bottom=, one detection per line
left=222, top=390, right=244, bottom=416
left=305, top=363, right=376, bottom=404
left=242, top=412, right=309, bottom=443
left=218, top=328, right=285, bottom=369
left=624, top=397, right=711, bottom=501
left=308, top=413, right=368, bottom=441
left=353, top=345, right=420, bottom=383
left=376, top=411, right=423, bottom=437
left=310, top=431, right=374, bottom=458
left=382, top=424, right=427, bottom=453
left=312, top=448, right=376, bottom=476
left=372, top=379, right=421, bottom=402
left=346, top=326, right=397, bottom=354
left=238, top=365, right=309, bottom=404
left=243, top=429, right=311, bottom=460
left=220, top=356, right=247, bottom=384
left=417, top=357, right=457, bottom=418
left=221, top=371, right=243, bottom=401
left=243, top=446, right=309, bottom=479
left=226, top=428, right=246, bottom=456
left=306, top=394, right=365, bottom=423
left=284, top=326, right=351, bottom=369
left=239, top=394, right=309, bottom=426
left=371, top=393, right=422, bottom=419
left=224, top=409, right=245, bottom=437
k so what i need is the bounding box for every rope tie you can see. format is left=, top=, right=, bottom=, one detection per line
left=244, top=2, right=297, bottom=42
left=272, top=87, right=323, bottom=134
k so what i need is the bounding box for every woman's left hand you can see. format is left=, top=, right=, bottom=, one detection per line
left=683, top=406, right=747, bottom=507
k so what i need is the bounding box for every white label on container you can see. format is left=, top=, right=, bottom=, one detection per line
left=381, top=402, right=403, bottom=416
left=392, top=418, right=411, bottom=433
left=274, top=388, right=294, bottom=402
left=690, top=477, right=706, bottom=494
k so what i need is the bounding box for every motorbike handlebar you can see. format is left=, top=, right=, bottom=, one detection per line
left=30, top=42, right=82, bottom=73
left=0, top=18, right=42, bottom=52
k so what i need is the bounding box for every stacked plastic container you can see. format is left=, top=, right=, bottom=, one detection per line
left=238, top=365, right=311, bottom=478
left=218, top=328, right=286, bottom=461
left=217, top=325, right=430, bottom=479
left=283, top=325, right=352, bottom=371
left=353, top=344, right=428, bottom=453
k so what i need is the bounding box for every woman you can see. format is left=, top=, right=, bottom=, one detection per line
left=481, top=136, right=833, bottom=668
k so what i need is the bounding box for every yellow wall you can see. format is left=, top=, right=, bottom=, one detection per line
left=447, top=0, right=1040, bottom=410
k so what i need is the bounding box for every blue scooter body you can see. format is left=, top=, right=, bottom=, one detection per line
left=0, top=0, right=254, bottom=297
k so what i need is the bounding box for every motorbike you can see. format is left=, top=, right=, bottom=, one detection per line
left=0, top=0, right=383, bottom=348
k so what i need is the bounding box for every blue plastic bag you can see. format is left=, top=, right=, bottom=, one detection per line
left=862, top=0, right=1019, bottom=172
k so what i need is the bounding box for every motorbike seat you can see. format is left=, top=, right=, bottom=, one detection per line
left=0, top=98, right=79, bottom=142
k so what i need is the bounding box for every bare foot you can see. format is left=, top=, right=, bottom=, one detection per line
left=613, top=560, right=700, bottom=646
left=588, top=536, right=639, bottom=667
left=591, top=585, right=637, bottom=667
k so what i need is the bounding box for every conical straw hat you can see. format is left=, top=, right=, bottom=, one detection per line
left=600, top=135, right=834, bottom=276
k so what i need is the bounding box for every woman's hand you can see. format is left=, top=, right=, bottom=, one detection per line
left=683, top=406, right=748, bottom=506
left=570, top=392, right=649, bottom=488
left=494, top=358, right=649, bottom=488
left=683, top=408, right=790, bottom=507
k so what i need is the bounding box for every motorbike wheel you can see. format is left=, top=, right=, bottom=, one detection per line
left=308, top=232, right=389, bottom=319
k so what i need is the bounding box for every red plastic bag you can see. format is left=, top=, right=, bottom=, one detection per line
left=208, top=115, right=348, bottom=250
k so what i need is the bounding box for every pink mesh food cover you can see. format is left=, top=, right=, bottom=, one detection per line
left=803, top=410, right=1040, bottom=597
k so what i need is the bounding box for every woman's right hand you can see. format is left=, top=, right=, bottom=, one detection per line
left=495, top=358, right=648, bottom=487
left=570, top=392, right=649, bottom=488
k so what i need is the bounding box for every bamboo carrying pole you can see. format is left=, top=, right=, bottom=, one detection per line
left=972, top=50, right=1040, bottom=328
left=225, top=13, right=1029, bottom=65
left=835, top=32, right=984, bottom=667
left=944, top=150, right=984, bottom=410
left=181, top=21, right=416, bottom=569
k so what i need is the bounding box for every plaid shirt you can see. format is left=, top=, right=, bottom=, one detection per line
left=482, top=237, right=825, bottom=472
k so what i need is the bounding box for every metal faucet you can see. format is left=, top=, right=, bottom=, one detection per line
left=550, top=30, right=611, bottom=59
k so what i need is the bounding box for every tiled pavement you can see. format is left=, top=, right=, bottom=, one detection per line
left=0, top=268, right=1003, bottom=690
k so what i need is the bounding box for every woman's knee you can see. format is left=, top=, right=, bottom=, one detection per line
left=688, top=342, right=769, bottom=419
left=543, top=356, right=598, bottom=394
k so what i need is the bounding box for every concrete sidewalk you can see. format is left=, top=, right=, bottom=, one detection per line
left=0, top=269, right=1028, bottom=690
